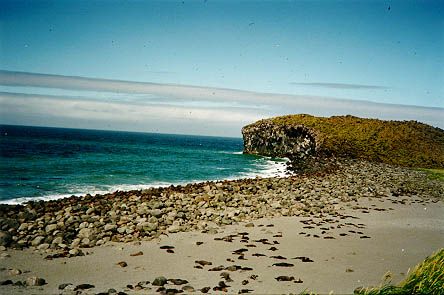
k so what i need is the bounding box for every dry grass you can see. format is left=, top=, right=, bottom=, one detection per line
left=355, top=248, right=444, bottom=295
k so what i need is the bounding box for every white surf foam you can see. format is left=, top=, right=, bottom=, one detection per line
left=0, top=182, right=175, bottom=205
left=1, top=157, right=291, bottom=205
left=237, top=157, right=290, bottom=179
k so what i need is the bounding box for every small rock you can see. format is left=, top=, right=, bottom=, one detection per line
left=164, top=288, right=183, bottom=294
left=160, top=245, right=175, bottom=250
left=0, top=280, right=13, bottom=285
left=272, top=262, right=294, bottom=267
left=275, top=276, right=294, bottom=281
left=117, top=261, right=128, bottom=267
left=73, top=283, right=95, bottom=290
left=245, top=223, right=254, bottom=228
left=31, top=236, right=45, bottom=247
left=200, top=286, right=211, bottom=293
left=218, top=280, right=229, bottom=288
left=52, top=236, right=63, bottom=245
left=13, top=281, right=24, bottom=287
left=225, top=265, right=241, bottom=271
left=130, top=251, right=143, bottom=256
left=86, top=207, right=95, bottom=215
left=45, top=223, right=58, bottom=233
left=169, top=279, right=189, bottom=285
left=182, top=285, right=195, bottom=292
left=18, top=223, right=29, bottom=232
left=8, top=268, right=22, bottom=275
left=195, top=260, right=212, bottom=266
left=78, top=228, right=94, bottom=239
left=167, top=225, right=181, bottom=233
left=151, top=209, right=163, bottom=218
left=69, top=248, right=80, bottom=256
left=152, top=276, right=167, bottom=286
left=58, top=283, right=73, bottom=290
left=293, top=256, right=314, bottom=263
left=220, top=272, right=232, bottom=282
left=104, top=224, right=117, bottom=231
left=25, top=276, right=46, bottom=286
left=270, top=255, right=286, bottom=260
left=37, top=243, right=50, bottom=250
left=208, top=265, right=224, bottom=271
left=0, top=231, right=12, bottom=247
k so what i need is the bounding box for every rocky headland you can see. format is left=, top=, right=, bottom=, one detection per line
left=0, top=114, right=443, bottom=294
left=242, top=114, right=444, bottom=170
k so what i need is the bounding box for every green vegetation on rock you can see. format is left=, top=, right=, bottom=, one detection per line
left=253, top=114, right=444, bottom=168
left=355, top=248, right=444, bottom=295
left=418, top=168, right=444, bottom=182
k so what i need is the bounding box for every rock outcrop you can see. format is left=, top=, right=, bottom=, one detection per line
left=242, top=114, right=444, bottom=169
left=242, top=119, right=320, bottom=160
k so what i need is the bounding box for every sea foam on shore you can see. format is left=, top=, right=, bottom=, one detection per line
left=0, top=156, right=289, bottom=205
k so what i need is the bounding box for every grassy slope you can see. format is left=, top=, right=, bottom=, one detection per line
left=264, top=114, right=444, bottom=169
left=355, top=248, right=444, bottom=295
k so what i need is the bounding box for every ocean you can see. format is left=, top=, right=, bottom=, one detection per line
left=0, top=125, right=287, bottom=204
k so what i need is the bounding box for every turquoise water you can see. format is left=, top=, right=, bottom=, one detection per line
left=0, top=125, right=287, bottom=204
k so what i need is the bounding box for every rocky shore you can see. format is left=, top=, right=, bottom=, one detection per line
left=1, top=159, right=442, bottom=253
left=0, top=159, right=443, bottom=294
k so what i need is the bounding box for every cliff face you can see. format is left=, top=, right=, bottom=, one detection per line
left=241, top=119, right=320, bottom=160
left=242, top=114, right=444, bottom=169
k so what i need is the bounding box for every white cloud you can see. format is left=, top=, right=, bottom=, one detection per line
left=0, top=92, right=267, bottom=137
left=1, top=70, right=443, bottom=136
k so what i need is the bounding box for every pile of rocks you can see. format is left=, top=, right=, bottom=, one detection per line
left=0, top=160, right=442, bottom=253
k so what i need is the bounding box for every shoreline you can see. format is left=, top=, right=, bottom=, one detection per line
left=0, top=159, right=443, bottom=294
left=0, top=156, right=291, bottom=206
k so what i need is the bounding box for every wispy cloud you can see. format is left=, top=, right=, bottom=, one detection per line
left=291, top=82, right=389, bottom=90
left=0, top=70, right=442, bottom=136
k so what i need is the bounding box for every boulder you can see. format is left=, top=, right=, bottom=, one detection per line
left=45, top=224, right=58, bottom=233
left=0, top=231, right=12, bottom=247
left=78, top=228, right=94, bottom=239
left=31, top=236, right=45, bottom=247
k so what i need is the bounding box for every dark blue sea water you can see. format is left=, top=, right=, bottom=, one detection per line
left=0, top=125, right=287, bottom=204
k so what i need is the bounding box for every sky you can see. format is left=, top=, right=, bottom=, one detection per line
left=0, top=0, right=443, bottom=137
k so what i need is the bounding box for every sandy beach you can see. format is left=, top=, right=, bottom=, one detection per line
left=0, top=160, right=443, bottom=294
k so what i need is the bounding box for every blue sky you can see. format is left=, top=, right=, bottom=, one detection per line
left=0, top=0, right=443, bottom=136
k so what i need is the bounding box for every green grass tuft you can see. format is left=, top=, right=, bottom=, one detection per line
left=355, top=248, right=444, bottom=295
left=418, top=168, right=444, bottom=182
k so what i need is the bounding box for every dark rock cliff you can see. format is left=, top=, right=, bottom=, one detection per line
left=241, top=118, right=320, bottom=160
